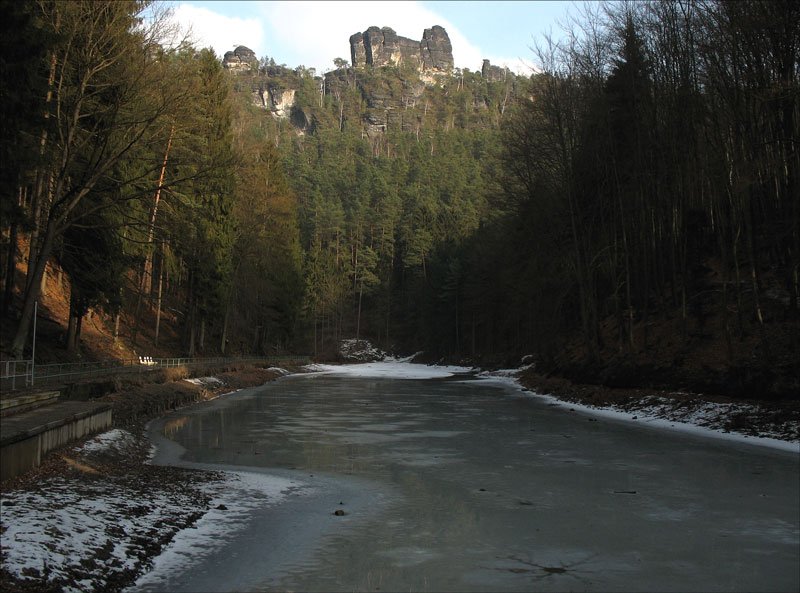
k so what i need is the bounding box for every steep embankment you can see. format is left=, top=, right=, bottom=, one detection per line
left=1, top=235, right=185, bottom=364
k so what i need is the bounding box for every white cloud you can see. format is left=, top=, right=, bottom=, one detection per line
left=170, top=3, right=266, bottom=59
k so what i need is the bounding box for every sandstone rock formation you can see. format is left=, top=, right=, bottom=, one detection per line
left=222, top=45, right=257, bottom=73
left=250, top=81, right=298, bottom=120
left=481, top=59, right=509, bottom=83
left=421, top=26, right=453, bottom=72
left=350, top=25, right=453, bottom=74
left=324, top=67, right=426, bottom=135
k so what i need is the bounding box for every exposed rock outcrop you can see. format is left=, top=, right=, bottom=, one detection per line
left=350, top=25, right=453, bottom=75
left=222, top=45, right=257, bottom=73
left=324, top=67, right=426, bottom=135
left=250, top=81, right=300, bottom=122
left=267, top=87, right=296, bottom=119
left=421, top=26, right=453, bottom=72
left=222, top=29, right=521, bottom=139
left=481, top=59, right=509, bottom=83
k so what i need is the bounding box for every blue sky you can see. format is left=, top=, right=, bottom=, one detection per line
left=165, top=1, right=582, bottom=74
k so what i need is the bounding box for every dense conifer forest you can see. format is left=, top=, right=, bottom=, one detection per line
left=1, top=0, right=797, bottom=400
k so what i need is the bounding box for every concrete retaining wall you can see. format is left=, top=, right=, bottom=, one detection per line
left=1, top=407, right=112, bottom=482
left=0, top=390, right=60, bottom=417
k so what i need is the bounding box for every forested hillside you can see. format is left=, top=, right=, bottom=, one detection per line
left=0, top=1, right=305, bottom=361
left=233, top=51, right=521, bottom=357
left=1, top=1, right=797, bottom=400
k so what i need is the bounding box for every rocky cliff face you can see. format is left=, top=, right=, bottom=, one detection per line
left=481, top=59, right=508, bottom=83
left=323, top=67, right=427, bottom=136
left=255, top=84, right=295, bottom=119
left=224, top=28, right=519, bottom=137
left=350, top=25, right=453, bottom=75
left=223, top=46, right=257, bottom=73
left=420, top=26, right=453, bottom=72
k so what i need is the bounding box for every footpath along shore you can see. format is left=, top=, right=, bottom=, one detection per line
left=1, top=360, right=798, bottom=593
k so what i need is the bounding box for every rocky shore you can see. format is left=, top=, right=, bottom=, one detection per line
left=516, top=369, right=800, bottom=444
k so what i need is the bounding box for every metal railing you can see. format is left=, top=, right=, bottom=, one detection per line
left=0, top=355, right=310, bottom=392
left=1, top=359, right=34, bottom=391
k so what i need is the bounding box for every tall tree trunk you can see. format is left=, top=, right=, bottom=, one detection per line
left=24, top=35, right=59, bottom=297
left=66, top=288, right=83, bottom=353
left=75, top=312, right=83, bottom=351
left=2, top=219, right=18, bottom=317
left=186, top=268, right=196, bottom=356
left=471, top=312, right=476, bottom=356
left=114, top=311, right=121, bottom=342
left=313, top=308, right=318, bottom=358
left=133, top=126, right=175, bottom=343
left=142, top=125, right=174, bottom=296
left=25, top=175, right=46, bottom=295
left=66, top=313, right=78, bottom=353
left=188, top=318, right=196, bottom=357
left=11, top=218, right=56, bottom=358
left=131, top=280, right=144, bottom=348
left=356, top=280, right=363, bottom=341
left=320, top=313, right=325, bottom=354
left=220, top=300, right=230, bottom=355
left=385, top=289, right=391, bottom=349
left=154, top=245, right=164, bottom=345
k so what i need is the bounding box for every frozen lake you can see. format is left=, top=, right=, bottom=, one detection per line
left=138, top=365, right=799, bottom=592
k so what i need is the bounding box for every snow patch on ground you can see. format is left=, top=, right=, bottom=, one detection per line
left=0, top=430, right=305, bottom=593
left=301, top=363, right=332, bottom=373
left=184, top=376, right=224, bottom=388
left=266, top=367, right=291, bottom=376
left=339, top=338, right=385, bottom=362
left=76, top=428, right=136, bottom=455
left=1, top=476, right=190, bottom=592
